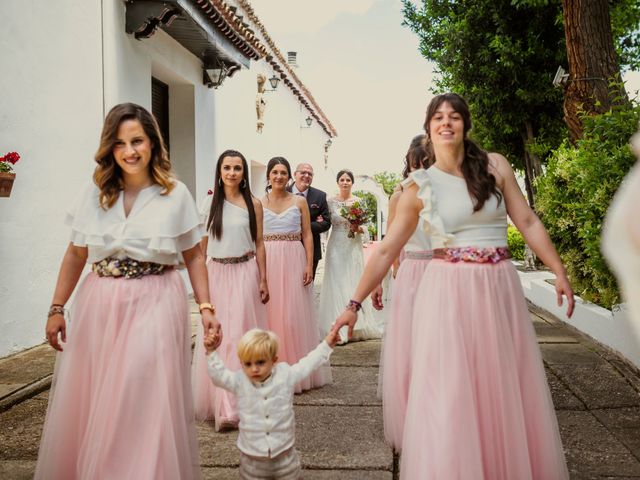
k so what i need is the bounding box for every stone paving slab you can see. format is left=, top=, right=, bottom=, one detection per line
left=541, top=343, right=606, bottom=365
left=0, top=346, right=55, bottom=385
left=550, top=363, right=640, bottom=409
left=0, top=460, right=36, bottom=480
left=534, top=324, right=580, bottom=344
left=0, top=392, right=47, bottom=461
left=591, top=407, right=640, bottom=459
left=330, top=340, right=381, bottom=367
left=546, top=368, right=586, bottom=410
left=295, top=405, right=392, bottom=470
left=294, top=366, right=381, bottom=406
left=558, top=410, right=640, bottom=477
left=201, top=467, right=393, bottom=479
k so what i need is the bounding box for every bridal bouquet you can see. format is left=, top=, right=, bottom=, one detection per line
left=339, top=201, right=368, bottom=238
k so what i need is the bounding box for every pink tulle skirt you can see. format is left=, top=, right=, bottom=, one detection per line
left=35, top=271, right=200, bottom=480
left=400, top=259, right=568, bottom=480
left=380, top=257, right=430, bottom=451
left=192, top=258, right=267, bottom=425
left=264, top=240, right=331, bottom=392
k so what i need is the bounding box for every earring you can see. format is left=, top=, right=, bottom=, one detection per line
left=241, top=179, right=247, bottom=189
left=218, top=178, right=222, bottom=186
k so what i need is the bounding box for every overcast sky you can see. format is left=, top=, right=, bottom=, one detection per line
left=249, top=0, right=640, bottom=191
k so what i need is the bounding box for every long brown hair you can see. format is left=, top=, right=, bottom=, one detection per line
left=207, top=150, right=257, bottom=242
left=402, top=134, right=429, bottom=179
left=93, top=103, right=174, bottom=209
left=423, top=93, right=502, bottom=211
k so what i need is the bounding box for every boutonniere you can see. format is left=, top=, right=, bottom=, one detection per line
left=207, top=189, right=214, bottom=195
left=310, top=203, right=319, bottom=208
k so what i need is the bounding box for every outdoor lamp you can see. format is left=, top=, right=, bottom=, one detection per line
left=204, top=59, right=229, bottom=89
left=305, top=116, right=313, bottom=127
left=268, top=74, right=280, bottom=90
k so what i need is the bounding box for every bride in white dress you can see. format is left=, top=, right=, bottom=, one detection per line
left=318, top=169, right=383, bottom=343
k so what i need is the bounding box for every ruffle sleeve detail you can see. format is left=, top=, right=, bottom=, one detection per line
left=64, top=182, right=110, bottom=248
left=198, top=194, right=213, bottom=227
left=409, top=169, right=455, bottom=249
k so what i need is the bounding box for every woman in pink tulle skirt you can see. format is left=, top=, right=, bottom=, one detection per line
left=36, top=103, right=220, bottom=479
left=260, top=157, right=331, bottom=391
left=334, top=93, right=575, bottom=479
left=192, top=150, right=268, bottom=429
left=375, top=134, right=432, bottom=452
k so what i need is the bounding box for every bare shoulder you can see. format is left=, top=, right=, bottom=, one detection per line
left=252, top=196, right=263, bottom=211
left=398, top=182, right=422, bottom=211
left=295, top=194, right=308, bottom=209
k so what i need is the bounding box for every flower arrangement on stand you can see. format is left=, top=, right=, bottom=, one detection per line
left=339, top=201, right=369, bottom=238
left=0, top=151, right=21, bottom=198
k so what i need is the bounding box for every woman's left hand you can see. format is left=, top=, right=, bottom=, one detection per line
left=303, top=266, right=313, bottom=286
left=201, top=310, right=222, bottom=346
left=259, top=280, right=270, bottom=304
left=555, top=273, right=575, bottom=318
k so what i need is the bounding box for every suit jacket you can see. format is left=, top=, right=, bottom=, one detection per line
left=287, top=185, right=331, bottom=264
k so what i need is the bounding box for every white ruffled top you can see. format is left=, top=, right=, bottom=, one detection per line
left=409, top=167, right=507, bottom=249
left=66, top=181, right=204, bottom=265
left=199, top=196, right=255, bottom=258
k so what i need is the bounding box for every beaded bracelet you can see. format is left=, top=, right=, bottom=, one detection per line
left=345, top=299, right=362, bottom=313
left=48, top=305, right=65, bottom=318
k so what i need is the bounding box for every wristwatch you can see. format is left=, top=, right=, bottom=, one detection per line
left=198, top=302, right=216, bottom=314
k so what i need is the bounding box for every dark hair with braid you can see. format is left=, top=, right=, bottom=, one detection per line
left=207, top=149, right=257, bottom=242
left=423, top=93, right=502, bottom=211
left=402, top=134, right=429, bottom=179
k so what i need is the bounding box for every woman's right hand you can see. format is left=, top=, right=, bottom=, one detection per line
left=259, top=280, right=270, bottom=304
left=45, top=314, right=66, bottom=352
left=332, top=308, right=358, bottom=341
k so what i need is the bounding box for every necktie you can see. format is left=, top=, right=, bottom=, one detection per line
left=295, top=192, right=304, bottom=197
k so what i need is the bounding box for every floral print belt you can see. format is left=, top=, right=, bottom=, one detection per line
left=405, top=250, right=433, bottom=260
left=210, top=252, right=255, bottom=264
left=432, top=247, right=511, bottom=264
left=92, top=256, right=170, bottom=279
left=263, top=232, right=302, bottom=241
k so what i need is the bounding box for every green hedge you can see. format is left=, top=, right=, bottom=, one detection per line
left=507, top=225, right=525, bottom=261
left=535, top=103, right=639, bottom=308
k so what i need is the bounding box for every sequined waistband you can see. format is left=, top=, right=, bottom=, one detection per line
left=92, top=256, right=170, bottom=279
left=432, top=247, right=511, bottom=264
left=263, top=232, right=302, bottom=241
left=404, top=250, right=433, bottom=260
left=210, top=252, right=255, bottom=264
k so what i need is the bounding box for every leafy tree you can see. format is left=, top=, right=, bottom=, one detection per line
left=373, top=171, right=402, bottom=198
left=402, top=0, right=567, bottom=206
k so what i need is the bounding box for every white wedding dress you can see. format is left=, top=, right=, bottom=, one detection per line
left=318, top=198, right=383, bottom=343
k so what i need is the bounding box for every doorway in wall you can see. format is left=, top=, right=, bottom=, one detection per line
left=152, top=77, right=170, bottom=152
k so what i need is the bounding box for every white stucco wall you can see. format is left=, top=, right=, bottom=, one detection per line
left=0, top=0, right=103, bottom=356
left=0, top=0, right=219, bottom=357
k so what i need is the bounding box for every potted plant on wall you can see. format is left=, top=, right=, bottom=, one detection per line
left=0, top=151, right=20, bottom=197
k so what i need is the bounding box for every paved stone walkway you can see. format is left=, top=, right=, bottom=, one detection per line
left=1, top=267, right=640, bottom=478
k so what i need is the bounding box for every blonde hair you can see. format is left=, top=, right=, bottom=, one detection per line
left=237, top=329, right=279, bottom=363
left=93, top=102, right=175, bottom=209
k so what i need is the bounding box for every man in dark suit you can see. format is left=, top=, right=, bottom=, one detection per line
left=288, top=163, right=331, bottom=279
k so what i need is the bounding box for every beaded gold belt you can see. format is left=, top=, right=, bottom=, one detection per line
left=432, top=247, right=511, bottom=264
left=263, top=232, right=302, bottom=241
left=404, top=250, right=433, bottom=260
left=92, top=256, right=170, bottom=279
left=210, top=252, right=255, bottom=264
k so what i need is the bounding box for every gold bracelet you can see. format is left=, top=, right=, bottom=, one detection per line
left=198, top=302, right=216, bottom=314
left=48, top=305, right=65, bottom=318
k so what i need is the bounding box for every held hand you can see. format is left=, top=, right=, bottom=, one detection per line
left=324, top=328, right=341, bottom=348
left=204, top=330, right=221, bottom=354
left=201, top=310, right=222, bottom=344
left=45, top=313, right=66, bottom=352
left=303, top=266, right=313, bottom=286
left=332, top=308, right=357, bottom=341
left=371, top=285, right=384, bottom=310
left=316, top=215, right=324, bottom=223
left=259, top=280, right=270, bottom=304
left=555, top=273, right=575, bottom=318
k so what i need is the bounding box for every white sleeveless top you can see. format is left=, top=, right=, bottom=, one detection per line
left=199, top=197, right=255, bottom=258
left=66, top=180, right=203, bottom=265
left=410, top=167, right=507, bottom=249
left=263, top=206, right=301, bottom=234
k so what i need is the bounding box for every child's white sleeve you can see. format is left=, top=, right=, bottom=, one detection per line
left=206, top=351, right=240, bottom=393
left=289, top=341, right=333, bottom=384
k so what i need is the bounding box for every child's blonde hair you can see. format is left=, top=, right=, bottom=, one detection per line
left=237, top=329, right=279, bottom=363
